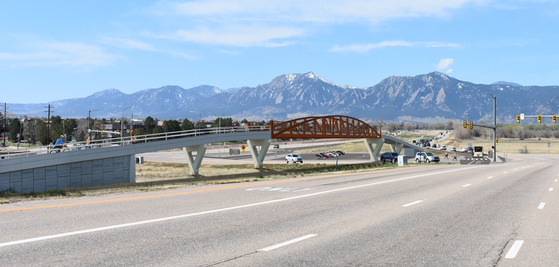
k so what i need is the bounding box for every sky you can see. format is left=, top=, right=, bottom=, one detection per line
left=1, top=0, right=558, bottom=103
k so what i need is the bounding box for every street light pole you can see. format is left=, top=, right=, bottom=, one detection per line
left=121, top=106, right=132, bottom=145
left=88, top=109, right=101, bottom=139
left=486, top=93, right=497, bottom=162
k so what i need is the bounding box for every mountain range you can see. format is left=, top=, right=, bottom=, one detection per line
left=8, top=72, right=559, bottom=123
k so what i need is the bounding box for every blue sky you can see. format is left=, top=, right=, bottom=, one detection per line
left=1, top=0, right=558, bottom=103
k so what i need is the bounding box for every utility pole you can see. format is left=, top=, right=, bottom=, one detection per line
left=45, top=104, right=53, bottom=144
left=463, top=94, right=498, bottom=163
left=488, top=93, right=497, bottom=162
left=3, top=103, right=6, bottom=147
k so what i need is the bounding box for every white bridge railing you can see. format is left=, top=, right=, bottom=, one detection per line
left=0, top=125, right=270, bottom=159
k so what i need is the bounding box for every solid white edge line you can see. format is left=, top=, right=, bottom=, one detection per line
left=505, top=240, right=524, bottom=259
left=538, top=202, right=546, bottom=209
left=0, top=166, right=483, bottom=248
left=549, top=187, right=554, bottom=192
left=258, top=234, right=317, bottom=252
left=487, top=176, right=493, bottom=179
left=462, top=184, right=472, bottom=187
left=402, top=199, right=425, bottom=207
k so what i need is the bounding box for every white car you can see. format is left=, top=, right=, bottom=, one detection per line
left=286, top=154, right=303, bottom=163
left=415, top=152, right=440, bottom=163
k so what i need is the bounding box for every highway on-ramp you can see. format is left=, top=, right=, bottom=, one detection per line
left=1, top=154, right=558, bottom=266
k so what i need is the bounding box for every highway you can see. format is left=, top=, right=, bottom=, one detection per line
left=0, top=154, right=558, bottom=266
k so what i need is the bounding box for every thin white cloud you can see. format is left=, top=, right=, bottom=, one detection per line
left=331, top=41, right=460, bottom=52
left=164, top=0, right=478, bottom=23
left=437, top=58, right=454, bottom=70
left=101, top=37, right=195, bottom=60
left=0, top=41, right=118, bottom=67
left=161, top=26, right=304, bottom=47
left=330, top=41, right=413, bottom=53
left=101, top=37, right=158, bottom=51
left=150, top=0, right=481, bottom=47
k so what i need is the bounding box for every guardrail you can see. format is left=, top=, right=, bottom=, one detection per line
left=0, top=125, right=270, bottom=159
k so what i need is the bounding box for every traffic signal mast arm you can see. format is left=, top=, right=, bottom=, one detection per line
left=470, top=123, right=496, bottom=130
left=463, top=120, right=496, bottom=130
left=517, top=114, right=557, bottom=124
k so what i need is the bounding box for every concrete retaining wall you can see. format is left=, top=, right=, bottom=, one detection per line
left=0, top=155, right=134, bottom=193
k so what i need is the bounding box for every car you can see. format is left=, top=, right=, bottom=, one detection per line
left=380, top=152, right=399, bottom=163
left=327, top=151, right=343, bottom=157
left=415, top=152, right=440, bottom=163
left=315, top=152, right=330, bottom=159
left=286, top=154, right=303, bottom=163
left=273, top=144, right=280, bottom=149
left=460, top=147, right=472, bottom=153
left=450, top=147, right=457, bottom=152
left=440, top=145, right=447, bottom=150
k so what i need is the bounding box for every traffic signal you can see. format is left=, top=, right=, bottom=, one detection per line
left=470, top=121, right=474, bottom=129
left=516, top=115, right=520, bottom=124
left=495, top=138, right=499, bottom=145
left=553, top=115, right=557, bottom=124
left=537, top=115, right=542, bottom=124
left=463, top=120, right=467, bottom=128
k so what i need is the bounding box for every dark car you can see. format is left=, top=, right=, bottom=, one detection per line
left=380, top=152, right=399, bottom=163
left=315, top=152, right=330, bottom=159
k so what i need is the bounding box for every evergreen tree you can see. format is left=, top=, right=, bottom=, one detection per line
left=36, top=120, right=49, bottom=145
left=144, top=116, right=155, bottom=133
left=9, top=118, right=22, bottom=142
left=162, top=120, right=181, bottom=132
left=181, top=118, right=194, bottom=130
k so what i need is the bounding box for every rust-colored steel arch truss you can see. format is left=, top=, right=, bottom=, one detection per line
left=269, top=115, right=381, bottom=139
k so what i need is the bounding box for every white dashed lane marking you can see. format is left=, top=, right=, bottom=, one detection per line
left=402, top=199, right=426, bottom=207
left=505, top=240, right=524, bottom=259
left=258, top=234, right=317, bottom=252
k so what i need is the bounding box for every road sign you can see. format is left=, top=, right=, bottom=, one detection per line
left=520, top=113, right=524, bottom=120
left=241, top=145, right=246, bottom=150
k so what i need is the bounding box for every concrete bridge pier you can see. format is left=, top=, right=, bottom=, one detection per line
left=247, top=139, right=271, bottom=168
left=390, top=143, right=404, bottom=154
left=183, top=145, right=207, bottom=175
left=364, top=138, right=384, bottom=162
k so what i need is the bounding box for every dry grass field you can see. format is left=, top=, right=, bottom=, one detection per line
left=135, top=161, right=398, bottom=184
left=432, top=131, right=559, bottom=154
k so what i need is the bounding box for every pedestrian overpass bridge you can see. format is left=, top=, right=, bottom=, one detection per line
left=0, top=115, right=423, bottom=193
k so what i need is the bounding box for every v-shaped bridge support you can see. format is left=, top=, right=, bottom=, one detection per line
left=247, top=139, right=270, bottom=168
left=364, top=138, right=383, bottom=162
left=183, top=145, right=207, bottom=175
left=390, top=143, right=403, bottom=154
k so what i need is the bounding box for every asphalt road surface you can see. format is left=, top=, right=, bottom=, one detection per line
left=1, top=154, right=557, bottom=266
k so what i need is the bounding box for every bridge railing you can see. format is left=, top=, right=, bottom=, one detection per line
left=0, top=125, right=270, bottom=160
